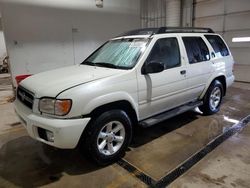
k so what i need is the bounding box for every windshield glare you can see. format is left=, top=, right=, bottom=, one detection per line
left=82, top=38, right=149, bottom=69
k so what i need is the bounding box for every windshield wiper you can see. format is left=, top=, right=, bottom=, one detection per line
left=95, top=62, right=119, bottom=69
left=82, top=61, right=129, bottom=70
left=81, top=61, right=96, bottom=66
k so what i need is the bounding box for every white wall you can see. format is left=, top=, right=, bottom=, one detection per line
left=0, top=0, right=140, bottom=83
left=0, top=16, right=7, bottom=61
left=0, top=31, right=6, bottom=60
left=140, top=0, right=181, bottom=28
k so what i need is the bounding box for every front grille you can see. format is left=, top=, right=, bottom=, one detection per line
left=17, top=86, right=34, bottom=109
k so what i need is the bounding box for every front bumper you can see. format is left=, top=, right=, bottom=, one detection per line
left=14, top=99, right=91, bottom=149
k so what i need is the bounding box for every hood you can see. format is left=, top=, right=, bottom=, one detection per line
left=20, top=64, right=125, bottom=98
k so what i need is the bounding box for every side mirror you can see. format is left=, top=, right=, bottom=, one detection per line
left=141, top=61, right=164, bottom=74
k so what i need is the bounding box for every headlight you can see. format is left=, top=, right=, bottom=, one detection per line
left=39, top=98, right=72, bottom=116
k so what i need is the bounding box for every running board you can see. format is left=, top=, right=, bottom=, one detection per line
left=139, top=101, right=203, bottom=128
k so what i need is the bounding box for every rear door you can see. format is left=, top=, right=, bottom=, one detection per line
left=180, top=35, right=213, bottom=100
left=204, top=34, right=234, bottom=80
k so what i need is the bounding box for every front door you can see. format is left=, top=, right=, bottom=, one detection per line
left=137, top=36, right=190, bottom=120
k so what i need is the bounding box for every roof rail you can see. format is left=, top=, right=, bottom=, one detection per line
left=118, top=27, right=214, bottom=37
left=118, top=28, right=159, bottom=37
left=158, top=27, right=214, bottom=34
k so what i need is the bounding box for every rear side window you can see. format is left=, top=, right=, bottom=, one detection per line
left=182, top=37, right=210, bottom=64
left=146, top=37, right=180, bottom=69
left=205, top=35, right=229, bottom=57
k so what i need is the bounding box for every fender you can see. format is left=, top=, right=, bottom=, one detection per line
left=82, top=91, right=139, bottom=120
left=199, top=72, right=226, bottom=99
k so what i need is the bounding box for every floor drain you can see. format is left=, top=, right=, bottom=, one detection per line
left=117, top=115, right=250, bottom=188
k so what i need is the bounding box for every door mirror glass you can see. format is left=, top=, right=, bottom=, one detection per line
left=142, top=61, right=164, bottom=74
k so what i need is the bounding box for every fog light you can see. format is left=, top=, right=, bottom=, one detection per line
left=46, top=130, right=54, bottom=142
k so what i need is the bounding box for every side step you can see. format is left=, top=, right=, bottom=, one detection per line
left=139, top=101, right=203, bottom=128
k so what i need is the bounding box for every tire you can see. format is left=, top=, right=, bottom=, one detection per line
left=199, top=80, right=223, bottom=115
left=81, top=110, right=132, bottom=165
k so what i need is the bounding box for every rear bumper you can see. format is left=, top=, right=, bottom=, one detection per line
left=14, top=99, right=90, bottom=149
left=226, top=75, right=235, bottom=87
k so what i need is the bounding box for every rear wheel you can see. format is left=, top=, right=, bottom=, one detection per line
left=81, top=110, right=132, bottom=165
left=199, top=80, right=223, bottom=115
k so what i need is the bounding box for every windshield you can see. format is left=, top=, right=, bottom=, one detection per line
left=82, top=38, right=149, bottom=69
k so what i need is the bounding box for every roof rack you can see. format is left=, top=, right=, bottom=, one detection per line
left=158, top=27, right=214, bottom=34
left=118, top=28, right=160, bottom=37
left=118, top=27, right=214, bottom=37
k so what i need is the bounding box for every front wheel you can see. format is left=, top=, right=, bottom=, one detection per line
left=81, top=110, right=132, bottom=165
left=199, top=80, right=223, bottom=115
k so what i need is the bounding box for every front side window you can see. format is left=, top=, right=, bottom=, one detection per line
left=82, top=38, right=149, bottom=69
left=205, top=35, right=229, bottom=57
left=146, top=37, right=181, bottom=69
left=182, top=37, right=210, bottom=64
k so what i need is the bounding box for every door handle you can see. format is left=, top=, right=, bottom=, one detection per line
left=180, top=70, right=186, bottom=75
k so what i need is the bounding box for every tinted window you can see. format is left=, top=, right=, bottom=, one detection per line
left=146, top=38, right=180, bottom=69
left=205, top=35, right=229, bottom=57
left=183, top=37, right=210, bottom=64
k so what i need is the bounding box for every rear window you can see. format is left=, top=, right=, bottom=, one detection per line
left=182, top=37, right=210, bottom=64
left=205, top=35, right=229, bottom=57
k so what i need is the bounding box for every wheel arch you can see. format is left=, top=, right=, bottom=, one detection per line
left=216, top=75, right=226, bottom=96
left=200, top=74, right=227, bottom=99
left=77, top=100, right=138, bottom=148
left=89, top=100, right=138, bottom=126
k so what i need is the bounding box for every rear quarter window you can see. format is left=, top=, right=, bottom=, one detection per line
left=205, top=35, right=229, bottom=57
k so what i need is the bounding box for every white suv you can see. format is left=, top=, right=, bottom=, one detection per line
left=14, top=27, right=234, bottom=165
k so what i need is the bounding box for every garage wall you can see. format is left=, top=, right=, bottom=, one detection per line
left=194, top=0, right=250, bottom=66
left=0, top=0, right=140, bottom=84
left=141, top=0, right=181, bottom=27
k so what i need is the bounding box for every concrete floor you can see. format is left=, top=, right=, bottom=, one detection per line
left=0, top=73, right=249, bottom=188
left=170, top=123, right=250, bottom=188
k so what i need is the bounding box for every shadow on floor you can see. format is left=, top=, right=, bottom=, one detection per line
left=0, top=136, right=102, bottom=187
left=0, top=110, right=201, bottom=187
left=131, top=110, right=200, bottom=148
